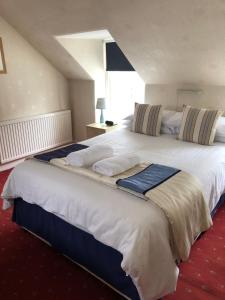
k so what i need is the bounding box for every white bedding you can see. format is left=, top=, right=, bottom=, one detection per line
left=2, top=128, right=225, bottom=300
left=84, top=129, right=225, bottom=211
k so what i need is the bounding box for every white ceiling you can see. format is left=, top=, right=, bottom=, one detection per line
left=1, top=0, right=225, bottom=85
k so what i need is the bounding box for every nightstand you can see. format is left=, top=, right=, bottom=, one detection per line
left=86, top=123, right=119, bottom=139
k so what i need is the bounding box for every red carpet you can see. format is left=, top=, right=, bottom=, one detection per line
left=165, top=203, right=225, bottom=300
left=0, top=169, right=225, bottom=300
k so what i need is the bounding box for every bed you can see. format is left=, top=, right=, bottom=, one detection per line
left=2, top=127, right=225, bottom=300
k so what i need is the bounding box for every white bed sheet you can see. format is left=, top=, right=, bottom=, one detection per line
left=84, top=129, right=225, bottom=211
left=2, top=129, right=225, bottom=300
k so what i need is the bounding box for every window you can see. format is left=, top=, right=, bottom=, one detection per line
left=105, top=71, right=144, bottom=121
left=105, top=42, right=144, bottom=121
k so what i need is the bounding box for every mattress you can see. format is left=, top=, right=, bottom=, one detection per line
left=2, top=128, right=225, bottom=300
left=83, top=128, right=225, bottom=211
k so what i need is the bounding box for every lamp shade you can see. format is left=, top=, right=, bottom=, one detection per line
left=96, top=98, right=106, bottom=110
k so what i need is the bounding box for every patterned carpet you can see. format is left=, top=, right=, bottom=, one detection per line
left=165, top=203, right=225, bottom=300
left=0, top=169, right=225, bottom=300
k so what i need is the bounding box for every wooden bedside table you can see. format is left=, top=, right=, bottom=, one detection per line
left=86, top=123, right=119, bottom=139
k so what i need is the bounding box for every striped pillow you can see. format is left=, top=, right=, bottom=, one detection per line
left=178, top=106, right=223, bottom=145
left=132, top=104, right=163, bottom=136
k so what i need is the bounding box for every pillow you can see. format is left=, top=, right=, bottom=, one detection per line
left=161, top=110, right=182, bottom=135
left=215, top=116, right=225, bottom=143
left=178, top=105, right=223, bottom=145
left=120, top=119, right=132, bottom=129
left=132, top=103, right=163, bottom=136
left=121, top=114, right=133, bottom=129
left=123, top=114, right=133, bottom=121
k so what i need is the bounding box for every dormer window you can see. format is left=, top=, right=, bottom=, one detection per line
left=105, top=42, right=144, bottom=121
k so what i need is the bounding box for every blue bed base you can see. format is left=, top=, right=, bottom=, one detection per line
left=12, top=198, right=140, bottom=300
left=12, top=194, right=225, bottom=300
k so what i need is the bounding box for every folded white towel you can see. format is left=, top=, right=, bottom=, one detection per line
left=66, top=144, right=114, bottom=167
left=92, top=153, right=140, bottom=176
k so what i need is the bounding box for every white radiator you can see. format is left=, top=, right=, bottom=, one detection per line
left=0, top=110, right=72, bottom=164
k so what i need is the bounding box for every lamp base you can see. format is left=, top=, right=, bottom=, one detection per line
left=100, top=109, right=104, bottom=123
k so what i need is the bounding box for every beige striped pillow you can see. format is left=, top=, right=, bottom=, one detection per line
left=178, top=106, right=223, bottom=145
left=132, top=103, right=163, bottom=136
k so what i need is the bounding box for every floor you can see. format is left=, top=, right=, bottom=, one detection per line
left=0, top=169, right=225, bottom=300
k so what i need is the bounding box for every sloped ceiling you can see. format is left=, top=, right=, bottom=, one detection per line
left=1, top=0, right=225, bottom=84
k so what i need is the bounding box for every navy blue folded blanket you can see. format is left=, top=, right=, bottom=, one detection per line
left=117, top=164, right=181, bottom=195
left=34, top=143, right=88, bottom=162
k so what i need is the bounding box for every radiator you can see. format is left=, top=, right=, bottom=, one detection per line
left=0, top=110, right=72, bottom=164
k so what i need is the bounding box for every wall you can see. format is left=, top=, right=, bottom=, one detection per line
left=69, top=79, right=95, bottom=141
left=57, top=37, right=105, bottom=97
left=58, top=37, right=106, bottom=125
left=145, top=84, right=225, bottom=113
left=0, top=17, right=69, bottom=122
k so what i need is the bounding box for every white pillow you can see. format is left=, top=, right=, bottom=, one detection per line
left=215, top=116, right=225, bottom=143
left=124, top=110, right=183, bottom=135
left=161, top=110, right=182, bottom=135
left=123, top=114, right=133, bottom=121
left=121, top=115, right=133, bottom=129
left=123, top=110, right=225, bottom=141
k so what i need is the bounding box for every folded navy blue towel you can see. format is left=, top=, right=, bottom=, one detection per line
left=117, top=164, right=180, bottom=195
left=34, top=143, right=88, bottom=162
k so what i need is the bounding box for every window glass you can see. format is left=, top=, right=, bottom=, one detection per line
left=105, top=71, right=145, bottom=121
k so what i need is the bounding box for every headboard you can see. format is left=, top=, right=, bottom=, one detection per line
left=177, top=88, right=225, bottom=116
left=145, top=84, right=225, bottom=115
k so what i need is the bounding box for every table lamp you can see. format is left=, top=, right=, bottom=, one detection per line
left=96, top=98, right=106, bottom=123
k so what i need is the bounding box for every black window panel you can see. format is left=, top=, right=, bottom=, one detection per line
left=106, top=42, right=135, bottom=71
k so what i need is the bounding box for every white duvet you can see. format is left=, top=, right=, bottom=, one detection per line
left=2, top=129, right=225, bottom=300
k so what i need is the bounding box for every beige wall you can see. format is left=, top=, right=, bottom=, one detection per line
left=0, top=17, right=69, bottom=122
left=57, top=38, right=106, bottom=124
left=145, top=84, right=225, bottom=112
left=69, top=79, right=95, bottom=141
left=58, top=37, right=105, bottom=99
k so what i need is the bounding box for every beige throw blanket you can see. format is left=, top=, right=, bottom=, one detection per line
left=50, top=158, right=212, bottom=262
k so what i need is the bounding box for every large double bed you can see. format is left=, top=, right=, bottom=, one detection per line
left=2, top=127, right=225, bottom=300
